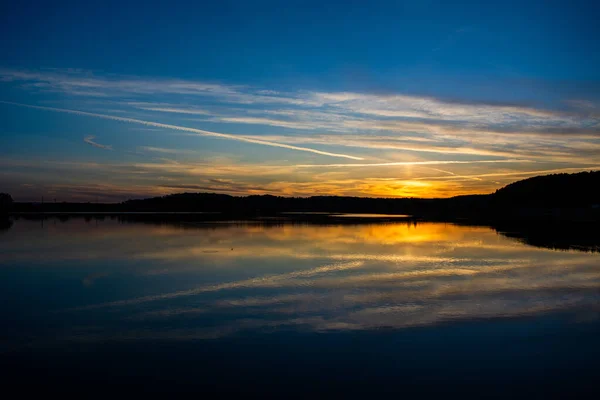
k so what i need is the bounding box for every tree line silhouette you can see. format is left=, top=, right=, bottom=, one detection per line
left=0, top=193, right=13, bottom=215
left=5, top=171, right=600, bottom=222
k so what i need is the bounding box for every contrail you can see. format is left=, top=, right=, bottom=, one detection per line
left=414, top=166, right=600, bottom=181
left=293, top=159, right=533, bottom=168
left=425, top=167, right=456, bottom=176
left=0, top=101, right=363, bottom=160
left=83, top=135, right=112, bottom=150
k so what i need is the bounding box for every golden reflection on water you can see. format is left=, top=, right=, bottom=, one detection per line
left=1, top=219, right=599, bottom=340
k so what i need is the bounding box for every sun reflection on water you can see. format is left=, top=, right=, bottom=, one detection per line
left=0, top=218, right=599, bottom=342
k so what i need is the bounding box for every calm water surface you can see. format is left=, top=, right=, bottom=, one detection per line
left=1, top=218, right=599, bottom=396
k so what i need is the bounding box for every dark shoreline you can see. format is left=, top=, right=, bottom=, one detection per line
left=3, top=166, right=599, bottom=227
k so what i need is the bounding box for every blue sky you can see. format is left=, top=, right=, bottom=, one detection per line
left=1, top=0, right=599, bottom=201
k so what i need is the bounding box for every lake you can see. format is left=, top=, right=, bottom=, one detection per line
left=1, top=217, right=599, bottom=397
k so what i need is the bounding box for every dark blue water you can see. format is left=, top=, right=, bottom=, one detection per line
left=1, top=218, right=598, bottom=397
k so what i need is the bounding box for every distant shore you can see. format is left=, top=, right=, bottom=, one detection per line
left=4, top=170, right=600, bottom=225
left=8, top=205, right=600, bottom=224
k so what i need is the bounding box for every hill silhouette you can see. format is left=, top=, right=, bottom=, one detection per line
left=9, top=170, right=600, bottom=222
left=492, top=170, right=600, bottom=208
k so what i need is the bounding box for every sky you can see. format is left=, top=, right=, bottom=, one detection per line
left=1, top=0, right=599, bottom=202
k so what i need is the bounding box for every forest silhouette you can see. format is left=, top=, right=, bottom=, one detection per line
left=5, top=171, right=600, bottom=222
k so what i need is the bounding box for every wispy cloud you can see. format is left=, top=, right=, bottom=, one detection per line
left=2, top=156, right=599, bottom=200
left=138, top=146, right=197, bottom=155
left=1, top=101, right=363, bottom=160
left=6, top=68, right=596, bottom=130
left=237, top=133, right=600, bottom=164
left=134, top=106, right=212, bottom=116
left=159, top=182, right=269, bottom=194
left=0, top=68, right=322, bottom=107
left=292, top=159, right=534, bottom=168
left=0, top=68, right=241, bottom=97
left=129, top=128, right=161, bottom=132
left=209, top=116, right=325, bottom=130
left=412, top=166, right=600, bottom=181
left=3, top=69, right=599, bottom=147
left=83, top=135, right=112, bottom=150
left=3, top=68, right=600, bottom=199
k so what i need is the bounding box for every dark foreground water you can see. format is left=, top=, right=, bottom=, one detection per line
left=1, top=217, right=599, bottom=397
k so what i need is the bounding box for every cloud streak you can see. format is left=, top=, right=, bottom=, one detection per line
left=3, top=155, right=599, bottom=200
left=412, top=166, right=600, bottom=181
left=5, top=68, right=598, bottom=133
left=135, top=106, right=212, bottom=115
left=3, top=69, right=600, bottom=200
left=293, top=159, right=534, bottom=168
left=1, top=101, right=363, bottom=160
left=83, top=135, right=112, bottom=150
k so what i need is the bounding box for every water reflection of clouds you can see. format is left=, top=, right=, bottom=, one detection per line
left=1, top=219, right=599, bottom=343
